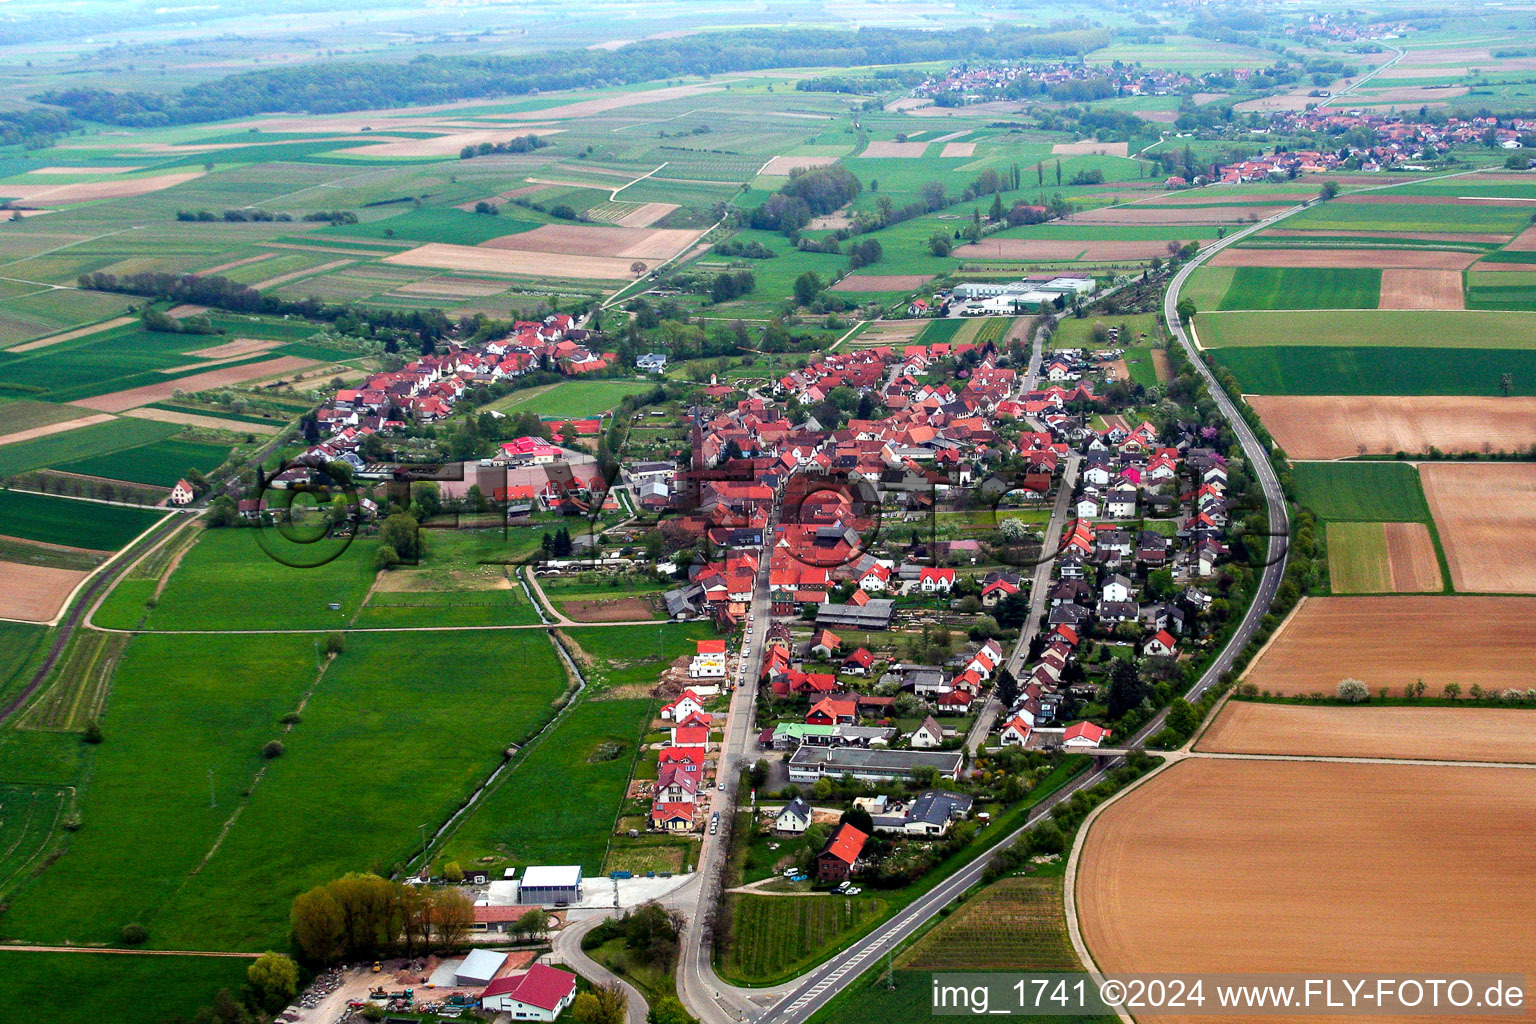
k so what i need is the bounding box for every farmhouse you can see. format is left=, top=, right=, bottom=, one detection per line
left=169, top=478, right=195, bottom=505
left=480, top=964, right=578, bottom=1020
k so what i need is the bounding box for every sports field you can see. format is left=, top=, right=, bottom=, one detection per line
left=1244, top=596, right=1536, bottom=696
left=1197, top=309, right=1536, bottom=349
left=1078, top=758, right=1536, bottom=1012
left=1199, top=702, right=1536, bottom=763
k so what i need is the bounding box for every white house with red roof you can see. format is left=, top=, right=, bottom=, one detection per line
left=480, top=963, right=578, bottom=1019
left=918, top=567, right=955, bottom=593
left=169, top=479, right=195, bottom=506
left=689, top=638, right=727, bottom=679
left=999, top=716, right=1033, bottom=747
left=1063, top=721, right=1111, bottom=748
left=1142, top=630, right=1178, bottom=657
left=660, top=690, right=705, bottom=721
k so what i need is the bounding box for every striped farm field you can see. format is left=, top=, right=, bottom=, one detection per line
left=0, top=417, right=179, bottom=477
left=1325, top=521, right=1442, bottom=594
left=900, top=876, right=1080, bottom=971
left=719, top=893, right=887, bottom=984
left=1196, top=309, right=1536, bottom=349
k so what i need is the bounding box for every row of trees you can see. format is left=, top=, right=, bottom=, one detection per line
left=748, top=165, right=863, bottom=234
left=289, top=873, right=473, bottom=963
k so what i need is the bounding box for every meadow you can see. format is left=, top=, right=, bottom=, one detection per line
left=0, top=398, right=94, bottom=435
left=1212, top=345, right=1536, bottom=396
left=1281, top=200, right=1535, bottom=234
left=0, top=489, right=167, bottom=550
left=8, top=951, right=255, bottom=1024
left=438, top=695, right=653, bottom=874
left=490, top=378, right=657, bottom=419
left=104, top=527, right=379, bottom=631
left=1197, top=309, right=1536, bottom=349
left=1290, top=462, right=1432, bottom=523
left=0, top=416, right=180, bottom=477
left=54, top=436, right=233, bottom=488
left=563, top=621, right=718, bottom=689
left=806, top=969, right=1114, bottom=1024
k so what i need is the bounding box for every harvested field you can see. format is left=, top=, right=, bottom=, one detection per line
left=560, top=597, right=656, bottom=622
left=186, top=338, right=278, bottom=360
left=1247, top=393, right=1523, bottom=460
left=124, top=407, right=280, bottom=435
left=1243, top=596, right=1536, bottom=695
left=0, top=413, right=115, bottom=450
left=1149, top=348, right=1172, bottom=380
left=1069, top=205, right=1285, bottom=226
left=6, top=316, right=136, bottom=354
left=0, top=171, right=204, bottom=203
left=393, top=277, right=510, bottom=298
left=829, top=274, right=935, bottom=293
left=1078, top=757, right=1536, bottom=1018
left=1356, top=84, right=1469, bottom=103
left=1507, top=226, right=1536, bottom=252
left=858, top=141, right=929, bottom=158
left=848, top=320, right=929, bottom=347
left=1211, top=247, right=1477, bottom=270
left=954, top=238, right=1186, bottom=261
left=72, top=356, right=320, bottom=413
left=1264, top=228, right=1512, bottom=244
left=1470, top=260, right=1536, bottom=273
left=758, top=155, right=838, bottom=176
left=198, top=254, right=275, bottom=276
left=1325, top=521, right=1440, bottom=594
left=615, top=202, right=678, bottom=228
left=335, top=127, right=562, bottom=158
left=382, top=242, right=636, bottom=281
left=1050, top=141, right=1128, bottom=157
left=478, top=224, right=703, bottom=260
left=939, top=142, right=977, bottom=157
left=1421, top=462, right=1536, bottom=594
left=1198, top=703, right=1536, bottom=763
left=250, top=258, right=353, bottom=290
left=1379, top=268, right=1465, bottom=309
left=29, top=165, right=145, bottom=175
left=0, top=560, right=88, bottom=622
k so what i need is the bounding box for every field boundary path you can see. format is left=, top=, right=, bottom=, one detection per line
left=0, top=945, right=260, bottom=958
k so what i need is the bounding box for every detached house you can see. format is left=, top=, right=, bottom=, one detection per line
left=815, top=823, right=868, bottom=883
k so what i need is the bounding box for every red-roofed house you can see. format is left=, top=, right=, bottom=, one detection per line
left=1142, top=630, right=1177, bottom=657
left=169, top=478, right=195, bottom=506
left=841, top=647, right=875, bottom=676
left=481, top=963, right=578, bottom=1019
left=807, top=697, right=858, bottom=726
left=999, top=716, right=1033, bottom=747
left=1063, top=721, right=1111, bottom=749
left=651, top=801, right=695, bottom=832
left=660, top=690, right=705, bottom=721
left=671, top=725, right=710, bottom=748
left=815, top=823, right=868, bottom=882
left=810, top=628, right=841, bottom=659
left=919, top=567, right=956, bottom=592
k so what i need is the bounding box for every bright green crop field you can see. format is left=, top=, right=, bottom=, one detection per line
left=0, top=489, right=167, bottom=550
left=1197, top=309, right=1536, bottom=349
left=1211, top=345, right=1536, bottom=396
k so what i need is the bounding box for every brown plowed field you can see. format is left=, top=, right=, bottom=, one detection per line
left=559, top=597, right=657, bottom=622
left=1050, top=141, right=1128, bottom=157
left=758, top=155, right=838, bottom=176
left=1378, top=268, right=1465, bottom=309
left=1069, top=205, right=1285, bottom=225
left=1421, top=462, right=1536, bottom=594
left=478, top=224, right=703, bottom=259
left=1470, top=259, right=1536, bottom=272
left=0, top=171, right=204, bottom=203
left=828, top=274, right=935, bottom=292
left=186, top=338, right=278, bottom=360
left=1243, top=596, right=1536, bottom=695
left=383, top=242, right=637, bottom=280
left=1506, top=225, right=1536, bottom=251
left=1198, top=702, right=1536, bottom=762
left=858, top=141, right=930, bottom=158
left=1150, top=349, right=1172, bottom=381
left=1384, top=522, right=1443, bottom=592
left=0, top=560, right=88, bottom=622
left=615, top=202, right=678, bottom=227
left=1211, top=246, right=1477, bottom=270
left=1249, top=395, right=1536, bottom=459
left=939, top=142, right=977, bottom=157
left=954, top=239, right=1184, bottom=261
left=73, top=356, right=319, bottom=413
left=1077, top=757, right=1536, bottom=1024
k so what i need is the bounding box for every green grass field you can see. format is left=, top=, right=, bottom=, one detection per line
left=489, top=378, right=656, bottom=419
left=0, top=417, right=181, bottom=477
left=6, top=951, right=255, bottom=1024
left=439, top=695, right=652, bottom=874
left=1291, top=462, right=1431, bottom=522
left=1197, top=309, right=1536, bottom=349
left=0, top=489, right=167, bottom=550
left=1213, top=267, right=1381, bottom=310
left=105, top=527, right=378, bottom=630
left=0, top=621, right=47, bottom=710
left=563, top=621, right=718, bottom=689
left=55, top=437, right=232, bottom=488
left=1282, top=200, right=1535, bottom=234
left=0, top=398, right=95, bottom=435
left=720, top=893, right=889, bottom=985
left=1212, top=345, right=1536, bottom=395
left=1465, top=271, right=1536, bottom=311
left=1325, top=521, right=1394, bottom=594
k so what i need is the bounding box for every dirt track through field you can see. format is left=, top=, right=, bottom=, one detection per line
left=1211, top=247, right=1478, bottom=270
left=1421, top=462, right=1536, bottom=594
left=0, top=560, right=88, bottom=622
left=1244, top=596, right=1536, bottom=695
left=1379, top=268, right=1464, bottom=309
left=6, top=316, right=136, bottom=354
left=1199, top=702, right=1536, bottom=762
left=250, top=258, right=353, bottom=290
left=1077, top=757, right=1536, bottom=1024
left=72, top=356, right=320, bottom=413
left=0, top=413, right=114, bottom=449
left=199, top=253, right=276, bottom=275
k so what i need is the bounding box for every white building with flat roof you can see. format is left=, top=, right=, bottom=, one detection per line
left=517, top=864, right=583, bottom=905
